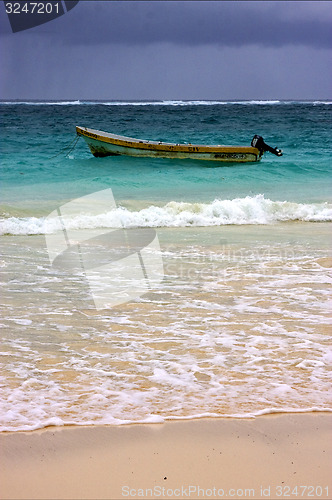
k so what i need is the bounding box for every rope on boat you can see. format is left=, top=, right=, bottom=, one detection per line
left=49, top=135, right=80, bottom=160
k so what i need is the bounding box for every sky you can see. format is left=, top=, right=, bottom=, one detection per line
left=0, top=0, right=331, bottom=100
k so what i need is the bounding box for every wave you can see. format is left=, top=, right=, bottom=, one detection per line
left=1, top=100, right=331, bottom=106
left=0, top=100, right=269, bottom=106
left=313, top=101, right=332, bottom=105
left=1, top=195, right=331, bottom=235
left=0, top=100, right=82, bottom=105
left=101, top=100, right=282, bottom=106
left=1, top=407, right=331, bottom=432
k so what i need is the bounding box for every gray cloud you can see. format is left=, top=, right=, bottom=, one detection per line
left=1, top=1, right=330, bottom=48
left=0, top=1, right=331, bottom=100
left=45, top=1, right=332, bottom=49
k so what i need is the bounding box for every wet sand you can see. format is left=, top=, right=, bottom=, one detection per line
left=1, top=413, right=331, bottom=499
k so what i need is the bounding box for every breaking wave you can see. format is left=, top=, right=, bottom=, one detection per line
left=0, top=100, right=81, bottom=105
left=1, top=100, right=331, bottom=106
left=1, top=195, right=331, bottom=235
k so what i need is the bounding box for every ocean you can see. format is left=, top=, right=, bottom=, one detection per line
left=1, top=100, right=331, bottom=431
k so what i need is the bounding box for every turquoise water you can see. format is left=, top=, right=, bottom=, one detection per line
left=1, top=101, right=331, bottom=431
left=1, top=101, right=332, bottom=217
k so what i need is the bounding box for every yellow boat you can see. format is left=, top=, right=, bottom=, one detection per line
left=76, top=126, right=282, bottom=163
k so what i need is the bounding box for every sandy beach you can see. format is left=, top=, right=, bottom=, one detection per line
left=1, top=413, right=331, bottom=500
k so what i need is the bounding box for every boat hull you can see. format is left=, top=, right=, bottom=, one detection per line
left=76, top=126, right=262, bottom=163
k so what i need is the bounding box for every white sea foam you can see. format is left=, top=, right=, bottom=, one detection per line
left=1, top=100, right=331, bottom=106
left=1, top=207, right=331, bottom=432
left=0, top=100, right=82, bottom=105
left=1, top=247, right=331, bottom=432
left=101, top=100, right=229, bottom=106
left=1, top=195, right=331, bottom=235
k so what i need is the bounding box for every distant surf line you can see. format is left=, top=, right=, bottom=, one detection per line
left=1, top=100, right=331, bottom=106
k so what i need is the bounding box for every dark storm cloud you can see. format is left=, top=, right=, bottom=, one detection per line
left=0, top=1, right=330, bottom=48
left=0, top=1, right=331, bottom=100
left=48, top=1, right=332, bottom=49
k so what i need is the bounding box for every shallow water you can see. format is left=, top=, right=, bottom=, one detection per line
left=1, top=222, right=331, bottom=431
left=1, top=101, right=331, bottom=431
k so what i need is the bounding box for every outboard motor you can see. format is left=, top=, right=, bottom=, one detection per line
left=251, top=135, right=283, bottom=157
